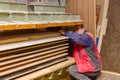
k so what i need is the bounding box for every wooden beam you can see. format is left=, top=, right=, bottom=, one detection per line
left=0, top=32, right=61, bottom=44
left=0, top=21, right=84, bottom=31
left=103, top=19, right=108, bottom=35
left=98, top=0, right=109, bottom=52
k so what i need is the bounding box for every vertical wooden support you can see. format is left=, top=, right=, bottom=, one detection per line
left=98, top=0, right=109, bottom=52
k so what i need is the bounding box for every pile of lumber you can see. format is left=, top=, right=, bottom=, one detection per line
left=0, top=33, right=75, bottom=80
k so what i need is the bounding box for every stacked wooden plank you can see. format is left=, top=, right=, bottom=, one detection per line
left=0, top=34, right=75, bottom=80
left=0, top=1, right=83, bottom=31
left=0, top=1, right=79, bottom=80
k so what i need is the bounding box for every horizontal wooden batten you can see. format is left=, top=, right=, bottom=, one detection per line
left=0, top=32, right=61, bottom=45
left=0, top=21, right=84, bottom=30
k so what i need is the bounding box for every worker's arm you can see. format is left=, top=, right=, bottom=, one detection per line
left=65, top=31, right=93, bottom=47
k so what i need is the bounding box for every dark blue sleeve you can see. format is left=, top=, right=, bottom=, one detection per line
left=65, top=31, right=93, bottom=47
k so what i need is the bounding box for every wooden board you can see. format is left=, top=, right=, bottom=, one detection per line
left=0, top=21, right=84, bottom=31
left=0, top=46, right=68, bottom=67
left=0, top=43, right=68, bottom=61
left=96, top=0, right=104, bottom=25
left=0, top=39, right=68, bottom=56
left=66, top=0, right=96, bottom=38
left=14, top=57, right=75, bottom=80
left=0, top=24, right=16, bottom=30
left=0, top=51, right=68, bottom=71
left=0, top=36, right=68, bottom=51
left=0, top=32, right=61, bottom=44
left=2, top=58, right=67, bottom=80
left=0, top=53, right=68, bottom=76
left=98, top=0, right=109, bottom=52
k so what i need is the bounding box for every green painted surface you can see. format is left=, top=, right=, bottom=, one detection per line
left=70, top=14, right=80, bottom=21
left=62, top=14, right=71, bottom=21
left=12, top=13, right=26, bottom=22
left=0, top=12, right=80, bottom=23
left=11, top=3, right=26, bottom=11
left=33, top=5, right=65, bottom=12
left=0, top=2, right=11, bottom=11
left=40, top=14, right=52, bottom=22
left=28, top=14, right=40, bottom=22
left=0, top=0, right=10, bottom=2
left=52, top=14, right=62, bottom=21
left=0, top=13, right=10, bottom=22
left=0, top=2, right=27, bottom=11
left=0, top=1, right=80, bottom=23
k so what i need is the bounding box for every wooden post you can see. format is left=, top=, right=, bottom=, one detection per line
left=98, top=0, right=109, bottom=52
left=103, top=19, right=108, bottom=35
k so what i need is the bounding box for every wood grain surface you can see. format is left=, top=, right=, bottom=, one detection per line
left=66, top=0, right=96, bottom=38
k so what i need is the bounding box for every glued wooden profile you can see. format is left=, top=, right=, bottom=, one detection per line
left=0, top=43, right=68, bottom=62
left=0, top=39, right=68, bottom=55
left=0, top=46, right=68, bottom=67
left=14, top=57, right=75, bottom=80
left=0, top=32, right=61, bottom=44
left=2, top=58, right=67, bottom=80
left=0, top=53, right=68, bottom=76
left=0, top=36, right=68, bottom=51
